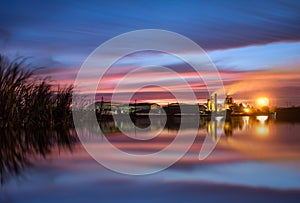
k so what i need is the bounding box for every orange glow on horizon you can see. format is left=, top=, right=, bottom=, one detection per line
left=244, top=108, right=250, bottom=113
left=256, top=97, right=269, bottom=107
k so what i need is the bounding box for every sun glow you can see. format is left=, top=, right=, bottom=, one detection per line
left=257, top=97, right=269, bottom=107
left=244, top=108, right=250, bottom=113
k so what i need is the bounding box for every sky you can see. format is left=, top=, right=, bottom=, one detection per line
left=1, top=0, right=300, bottom=106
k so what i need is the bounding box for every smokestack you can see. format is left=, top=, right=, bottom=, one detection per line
left=214, top=93, right=217, bottom=112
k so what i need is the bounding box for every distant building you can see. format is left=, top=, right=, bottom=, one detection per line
left=206, top=93, right=219, bottom=112
left=208, top=93, right=218, bottom=112
left=224, top=94, right=234, bottom=110
left=93, top=101, right=119, bottom=115
left=207, top=99, right=212, bottom=111
left=198, top=104, right=207, bottom=114
left=128, top=102, right=160, bottom=114
left=164, top=103, right=199, bottom=115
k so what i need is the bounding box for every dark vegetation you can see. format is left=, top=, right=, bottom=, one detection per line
left=0, top=55, right=76, bottom=184
left=275, top=107, right=300, bottom=122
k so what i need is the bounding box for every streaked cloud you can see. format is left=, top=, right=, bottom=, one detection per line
left=0, top=0, right=299, bottom=106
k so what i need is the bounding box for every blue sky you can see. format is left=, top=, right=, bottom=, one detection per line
left=1, top=0, right=300, bottom=105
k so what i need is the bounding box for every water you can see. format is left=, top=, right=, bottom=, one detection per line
left=1, top=116, right=300, bottom=202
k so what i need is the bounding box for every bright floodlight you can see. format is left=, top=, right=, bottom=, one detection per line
left=257, top=97, right=269, bottom=107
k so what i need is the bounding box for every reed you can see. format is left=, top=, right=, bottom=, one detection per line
left=0, top=54, right=76, bottom=184
left=0, top=54, right=73, bottom=129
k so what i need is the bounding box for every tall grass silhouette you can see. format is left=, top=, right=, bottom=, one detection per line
left=0, top=55, right=73, bottom=128
left=0, top=54, right=75, bottom=184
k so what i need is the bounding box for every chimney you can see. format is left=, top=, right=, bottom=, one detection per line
left=214, top=93, right=217, bottom=112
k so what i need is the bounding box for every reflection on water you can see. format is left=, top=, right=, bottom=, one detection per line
left=1, top=115, right=300, bottom=183
left=2, top=116, right=274, bottom=184
left=256, top=116, right=269, bottom=137
left=257, top=115, right=268, bottom=124
left=77, top=115, right=279, bottom=162
left=0, top=126, right=77, bottom=184
left=95, top=115, right=273, bottom=140
left=2, top=116, right=300, bottom=202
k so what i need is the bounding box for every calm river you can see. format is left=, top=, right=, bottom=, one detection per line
left=1, top=116, right=300, bottom=203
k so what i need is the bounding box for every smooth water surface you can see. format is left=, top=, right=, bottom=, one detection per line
left=1, top=116, right=300, bottom=203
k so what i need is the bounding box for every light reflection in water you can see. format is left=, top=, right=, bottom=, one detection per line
left=96, top=115, right=271, bottom=140
left=255, top=116, right=269, bottom=137
left=256, top=116, right=268, bottom=124
left=256, top=125, right=269, bottom=136
left=242, top=116, right=249, bottom=130
left=4, top=114, right=300, bottom=194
